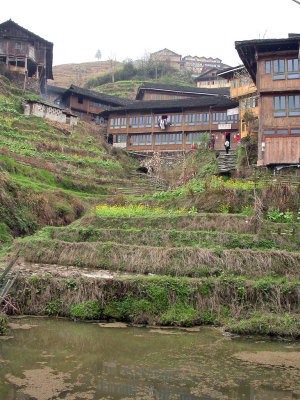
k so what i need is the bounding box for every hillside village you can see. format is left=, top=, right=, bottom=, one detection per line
left=0, top=17, right=299, bottom=345
left=0, top=14, right=300, bottom=399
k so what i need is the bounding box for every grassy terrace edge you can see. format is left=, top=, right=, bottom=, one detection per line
left=10, top=274, right=300, bottom=338
left=15, top=238, right=300, bottom=279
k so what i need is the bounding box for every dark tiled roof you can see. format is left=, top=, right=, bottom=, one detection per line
left=0, top=19, right=53, bottom=45
left=46, top=85, right=66, bottom=95
left=100, top=96, right=238, bottom=116
left=62, top=85, right=135, bottom=106
left=217, top=65, right=245, bottom=79
left=235, top=36, right=300, bottom=82
left=136, top=82, right=230, bottom=99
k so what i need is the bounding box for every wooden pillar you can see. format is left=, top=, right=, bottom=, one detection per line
left=23, top=57, right=28, bottom=93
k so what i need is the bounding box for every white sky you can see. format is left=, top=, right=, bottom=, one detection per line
left=2, top=0, right=300, bottom=67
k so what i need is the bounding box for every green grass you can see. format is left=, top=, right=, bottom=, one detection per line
left=94, top=204, right=196, bottom=217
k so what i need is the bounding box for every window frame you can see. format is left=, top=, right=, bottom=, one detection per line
left=288, top=95, right=300, bottom=116
left=287, top=58, right=299, bottom=79
left=265, top=60, right=271, bottom=74
left=273, top=95, right=286, bottom=117
left=273, top=59, right=285, bottom=80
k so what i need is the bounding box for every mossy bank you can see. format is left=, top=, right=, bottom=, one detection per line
left=10, top=274, right=300, bottom=338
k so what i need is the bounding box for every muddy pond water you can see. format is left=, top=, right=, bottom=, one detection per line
left=0, top=317, right=299, bottom=400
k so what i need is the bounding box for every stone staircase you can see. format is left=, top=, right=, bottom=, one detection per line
left=115, top=172, right=168, bottom=197
left=217, top=150, right=237, bottom=173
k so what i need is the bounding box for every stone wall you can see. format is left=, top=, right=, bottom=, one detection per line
left=24, top=101, right=78, bottom=126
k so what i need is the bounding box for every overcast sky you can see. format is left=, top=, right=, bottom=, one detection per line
left=2, top=0, right=300, bottom=67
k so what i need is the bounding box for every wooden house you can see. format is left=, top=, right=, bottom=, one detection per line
left=60, top=85, right=133, bottom=125
left=195, top=66, right=231, bottom=89
left=150, top=49, right=182, bottom=70
left=0, top=19, right=53, bottom=92
left=217, top=66, right=259, bottom=138
left=183, top=56, right=223, bottom=75
left=100, top=96, right=239, bottom=152
left=236, top=35, right=300, bottom=166
left=135, top=82, right=230, bottom=101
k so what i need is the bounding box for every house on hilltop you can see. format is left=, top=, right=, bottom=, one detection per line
left=150, top=48, right=182, bottom=70
left=236, top=34, right=300, bottom=166
left=0, top=19, right=53, bottom=93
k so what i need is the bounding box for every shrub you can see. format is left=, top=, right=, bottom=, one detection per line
left=267, top=210, right=294, bottom=223
left=160, top=303, right=198, bottom=326
left=70, top=300, right=101, bottom=320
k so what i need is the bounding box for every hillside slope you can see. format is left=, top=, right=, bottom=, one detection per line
left=0, top=74, right=143, bottom=246
left=51, top=61, right=121, bottom=88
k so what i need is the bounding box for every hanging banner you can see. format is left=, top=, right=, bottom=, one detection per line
left=218, top=124, right=232, bottom=130
left=227, top=107, right=239, bottom=116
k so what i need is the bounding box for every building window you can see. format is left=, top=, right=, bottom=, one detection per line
left=277, top=129, right=288, bottom=134
left=287, top=59, right=299, bottom=79
left=288, top=95, right=300, bottom=116
left=78, top=95, right=83, bottom=104
left=175, top=114, right=182, bottom=126
left=265, top=61, right=271, bottom=74
left=145, top=116, right=152, bottom=127
left=185, top=114, right=195, bottom=126
left=154, top=115, right=160, bottom=126
left=139, top=116, right=145, bottom=128
left=232, top=80, right=236, bottom=88
left=186, top=133, right=192, bottom=144
left=162, top=134, right=168, bottom=144
left=121, top=117, right=127, bottom=128
left=115, top=134, right=127, bottom=143
left=139, top=135, right=146, bottom=145
left=169, top=133, right=175, bottom=144
left=169, top=115, right=175, bottom=126
left=291, top=129, right=300, bottom=134
left=130, top=135, right=139, bottom=146
left=195, top=113, right=202, bottom=125
left=212, top=113, right=219, bottom=124
left=129, top=116, right=138, bottom=128
left=203, top=113, right=209, bottom=124
left=227, top=114, right=238, bottom=123
left=219, top=112, right=226, bottom=123
left=114, top=118, right=120, bottom=129
left=155, top=134, right=161, bottom=145
left=15, top=42, right=21, bottom=50
left=176, top=133, right=182, bottom=144
left=274, top=96, right=286, bottom=117
left=146, top=134, right=152, bottom=145
left=264, top=130, right=275, bottom=134
left=110, top=118, right=114, bottom=129
left=273, top=59, right=285, bottom=80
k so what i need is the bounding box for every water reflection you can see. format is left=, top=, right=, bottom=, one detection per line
left=0, top=318, right=299, bottom=400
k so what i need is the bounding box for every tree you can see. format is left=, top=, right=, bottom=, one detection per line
left=95, top=49, right=102, bottom=61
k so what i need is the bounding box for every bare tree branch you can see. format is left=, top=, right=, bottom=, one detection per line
left=291, top=0, right=300, bottom=5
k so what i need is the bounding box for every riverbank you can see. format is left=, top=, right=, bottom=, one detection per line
left=3, top=259, right=298, bottom=339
